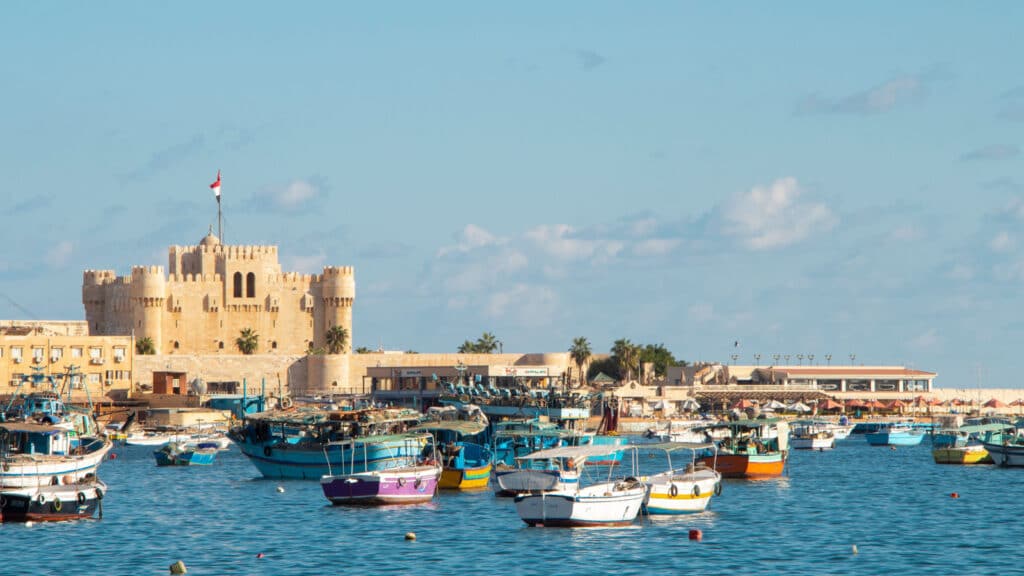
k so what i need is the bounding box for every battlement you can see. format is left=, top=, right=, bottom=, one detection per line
left=224, top=245, right=279, bottom=259
left=167, top=273, right=224, bottom=283
left=82, top=270, right=118, bottom=285
left=270, top=272, right=316, bottom=285
left=131, top=265, right=165, bottom=277
left=321, top=266, right=355, bottom=277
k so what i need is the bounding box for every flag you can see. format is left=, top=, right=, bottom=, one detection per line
left=210, top=170, right=221, bottom=199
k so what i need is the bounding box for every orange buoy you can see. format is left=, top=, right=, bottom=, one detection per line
left=109, top=453, right=118, bottom=460
left=951, top=492, right=959, bottom=499
left=688, top=529, right=703, bottom=541
left=256, top=553, right=265, bottom=559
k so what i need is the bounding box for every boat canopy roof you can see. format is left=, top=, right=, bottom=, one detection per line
left=324, top=432, right=431, bottom=447
left=409, top=420, right=486, bottom=436
left=516, top=444, right=622, bottom=461
left=245, top=407, right=421, bottom=426
left=636, top=441, right=717, bottom=452
left=704, top=418, right=781, bottom=428
left=493, top=429, right=582, bottom=439
left=939, top=423, right=1015, bottom=434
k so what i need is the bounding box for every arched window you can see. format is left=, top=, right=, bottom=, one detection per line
left=173, top=341, right=180, bottom=350
left=246, top=272, right=256, bottom=298
left=218, top=341, right=224, bottom=350
left=271, top=341, right=278, bottom=350
left=233, top=272, right=243, bottom=298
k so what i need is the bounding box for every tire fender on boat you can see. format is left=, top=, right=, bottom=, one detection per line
left=414, top=478, right=423, bottom=489
left=669, top=484, right=679, bottom=498
left=77, top=492, right=87, bottom=505
left=693, top=484, right=701, bottom=497
left=714, top=482, right=722, bottom=496
left=0, top=495, right=6, bottom=507
left=52, top=497, right=62, bottom=512
left=95, top=487, right=104, bottom=501
left=397, top=478, right=406, bottom=487
left=263, top=446, right=273, bottom=457
left=36, top=493, right=46, bottom=506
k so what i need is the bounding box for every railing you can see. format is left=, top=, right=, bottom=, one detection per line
left=694, top=383, right=820, bottom=392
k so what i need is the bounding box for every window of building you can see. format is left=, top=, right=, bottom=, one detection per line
left=173, top=341, right=180, bottom=350
left=88, top=373, right=100, bottom=384
left=246, top=272, right=255, bottom=298
left=0, top=348, right=4, bottom=358
left=32, top=347, right=45, bottom=363
left=89, top=347, right=102, bottom=359
left=71, top=347, right=83, bottom=358
left=11, top=347, right=22, bottom=361
left=218, top=341, right=224, bottom=350
left=271, top=341, right=277, bottom=350
left=51, top=348, right=63, bottom=362
left=113, top=348, right=126, bottom=362
left=233, top=272, right=243, bottom=298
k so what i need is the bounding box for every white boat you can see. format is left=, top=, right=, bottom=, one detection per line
left=981, top=437, right=1024, bottom=467
left=640, top=442, right=722, bottom=515
left=793, top=419, right=853, bottom=441
left=513, top=445, right=645, bottom=527
left=790, top=423, right=836, bottom=451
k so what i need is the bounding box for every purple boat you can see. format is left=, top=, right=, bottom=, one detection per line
left=320, top=434, right=442, bottom=505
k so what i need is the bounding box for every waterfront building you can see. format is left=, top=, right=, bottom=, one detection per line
left=666, top=364, right=935, bottom=394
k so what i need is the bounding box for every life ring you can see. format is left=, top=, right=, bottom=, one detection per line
left=36, top=493, right=46, bottom=505
left=77, top=492, right=87, bottom=505
left=0, top=495, right=6, bottom=507
left=669, top=484, right=679, bottom=498
left=414, top=478, right=423, bottom=489
left=397, top=478, right=406, bottom=487
left=95, top=487, right=104, bottom=501
left=693, top=484, right=702, bottom=497
left=263, top=446, right=273, bottom=457
left=280, top=397, right=293, bottom=409
left=714, top=482, right=722, bottom=496
left=52, top=497, right=62, bottom=512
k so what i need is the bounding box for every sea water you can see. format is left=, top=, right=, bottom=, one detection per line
left=0, top=439, right=1019, bottom=575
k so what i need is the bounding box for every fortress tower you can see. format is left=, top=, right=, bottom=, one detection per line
left=82, top=232, right=355, bottom=358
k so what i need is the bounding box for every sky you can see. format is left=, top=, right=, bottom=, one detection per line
left=1, top=2, right=1022, bottom=388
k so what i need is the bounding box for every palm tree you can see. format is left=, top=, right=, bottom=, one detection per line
left=325, top=325, right=349, bottom=354
left=457, top=340, right=478, bottom=353
left=135, top=337, right=156, bottom=355
left=235, top=328, right=259, bottom=355
left=611, top=338, right=640, bottom=383
left=569, top=337, right=592, bottom=388
left=354, top=346, right=373, bottom=354
left=476, top=332, right=499, bottom=353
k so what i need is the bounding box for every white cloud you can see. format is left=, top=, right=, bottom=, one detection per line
left=447, top=250, right=528, bottom=293
left=908, top=329, right=939, bottom=349
left=890, top=225, right=923, bottom=242
left=278, top=180, right=318, bottom=208
left=633, top=238, right=682, bottom=256
left=721, top=177, right=837, bottom=250
left=525, top=225, right=599, bottom=260
left=990, top=231, right=1014, bottom=253
left=47, top=241, right=74, bottom=268
left=485, top=283, right=558, bottom=320
left=437, top=224, right=504, bottom=257
left=948, top=263, right=974, bottom=281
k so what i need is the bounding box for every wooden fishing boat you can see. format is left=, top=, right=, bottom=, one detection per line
left=0, top=476, right=106, bottom=522
left=154, top=441, right=218, bottom=466
left=410, top=406, right=492, bottom=489
left=697, top=419, right=789, bottom=479
left=320, top=434, right=441, bottom=505
left=640, top=442, right=722, bottom=515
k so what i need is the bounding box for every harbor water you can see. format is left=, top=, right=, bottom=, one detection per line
left=1, top=439, right=1020, bottom=575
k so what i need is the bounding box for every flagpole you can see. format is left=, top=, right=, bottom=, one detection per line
left=218, top=194, right=223, bottom=243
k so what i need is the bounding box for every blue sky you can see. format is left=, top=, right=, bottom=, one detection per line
left=2, top=2, right=1022, bottom=388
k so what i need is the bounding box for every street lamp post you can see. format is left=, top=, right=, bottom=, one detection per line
left=796, top=354, right=804, bottom=365
left=730, top=354, right=739, bottom=365
left=808, top=354, right=815, bottom=365
left=754, top=353, right=761, bottom=366
left=825, top=354, right=832, bottom=365
left=849, top=354, right=856, bottom=365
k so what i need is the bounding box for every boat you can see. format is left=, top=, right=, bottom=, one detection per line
left=320, top=434, right=441, bottom=505
left=491, top=432, right=584, bottom=496
left=229, top=406, right=424, bottom=479
left=932, top=445, right=991, bottom=465
left=124, top=430, right=176, bottom=447
left=639, top=442, right=722, bottom=515
left=930, top=423, right=1013, bottom=465
left=0, top=476, right=106, bottom=522
left=0, top=389, right=113, bottom=488
left=790, top=422, right=836, bottom=451
left=980, top=429, right=1024, bottom=467
left=697, top=419, right=789, bottom=478
left=410, top=406, right=492, bottom=489
left=865, top=424, right=925, bottom=446
left=512, top=445, right=646, bottom=527
left=154, top=441, right=218, bottom=466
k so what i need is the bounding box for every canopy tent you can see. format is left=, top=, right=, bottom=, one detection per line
left=590, top=372, right=617, bottom=386
left=818, top=399, right=844, bottom=411
left=763, top=400, right=787, bottom=410
left=845, top=399, right=866, bottom=408
left=983, top=398, right=1007, bottom=409
left=886, top=400, right=908, bottom=410
left=786, top=402, right=812, bottom=413
left=864, top=400, right=887, bottom=409
left=732, top=399, right=756, bottom=410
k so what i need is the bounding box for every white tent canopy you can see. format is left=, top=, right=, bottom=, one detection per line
left=786, top=402, right=812, bottom=413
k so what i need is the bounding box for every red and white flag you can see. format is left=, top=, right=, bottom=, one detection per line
left=209, top=170, right=221, bottom=199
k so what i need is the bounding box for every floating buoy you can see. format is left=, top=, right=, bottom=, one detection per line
left=951, top=492, right=959, bottom=499
left=109, top=453, right=118, bottom=460
left=276, top=486, right=285, bottom=493
left=852, top=545, right=859, bottom=555
left=256, top=553, right=265, bottom=559
left=169, top=560, right=187, bottom=574
left=688, top=529, right=702, bottom=541
left=889, top=446, right=897, bottom=451
left=405, top=532, right=417, bottom=541
left=25, top=521, right=34, bottom=528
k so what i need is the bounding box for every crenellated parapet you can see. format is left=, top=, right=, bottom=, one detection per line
left=82, top=269, right=118, bottom=286
left=318, top=266, right=356, bottom=302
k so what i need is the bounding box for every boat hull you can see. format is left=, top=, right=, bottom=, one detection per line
left=439, top=462, right=491, bottom=489
left=932, top=446, right=991, bottom=465
left=514, top=483, right=646, bottom=527
left=0, top=481, right=105, bottom=522
left=321, top=465, right=440, bottom=505
left=236, top=436, right=426, bottom=480
left=492, top=467, right=579, bottom=497
left=700, top=453, right=785, bottom=478
left=982, top=442, right=1024, bottom=467
left=643, top=473, right=719, bottom=515
left=865, top=431, right=925, bottom=446
left=154, top=446, right=218, bottom=466
left=791, top=437, right=835, bottom=451
left=0, top=438, right=112, bottom=488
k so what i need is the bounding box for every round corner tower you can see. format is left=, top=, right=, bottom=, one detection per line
left=314, top=266, right=355, bottom=351
left=130, top=265, right=167, bottom=353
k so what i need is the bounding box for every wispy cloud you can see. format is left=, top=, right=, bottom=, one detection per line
left=908, top=329, right=939, bottom=349
left=486, top=283, right=558, bottom=321
left=720, top=177, right=837, bottom=250
left=990, top=231, right=1014, bottom=253
left=796, top=75, right=927, bottom=116
left=253, top=178, right=327, bottom=212
left=525, top=224, right=623, bottom=262
left=46, top=241, right=74, bottom=268
left=437, top=224, right=505, bottom=257
left=998, top=86, right=1024, bottom=121
left=11, top=194, right=53, bottom=215
left=123, top=134, right=206, bottom=181
left=961, top=144, right=1019, bottom=162
left=576, top=49, right=607, bottom=71
left=358, top=241, right=413, bottom=259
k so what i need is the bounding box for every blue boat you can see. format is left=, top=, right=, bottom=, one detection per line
left=154, top=442, right=218, bottom=466
left=865, top=425, right=925, bottom=446
left=229, top=407, right=425, bottom=479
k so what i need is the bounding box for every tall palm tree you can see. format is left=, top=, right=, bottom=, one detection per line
left=135, top=337, right=156, bottom=355
left=325, top=325, right=349, bottom=354
left=611, top=338, right=640, bottom=383
left=235, top=328, right=259, bottom=355
left=569, top=337, right=592, bottom=388
left=476, top=332, right=499, bottom=353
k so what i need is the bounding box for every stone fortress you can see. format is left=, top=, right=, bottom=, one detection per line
left=82, top=231, right=354, bottom=356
